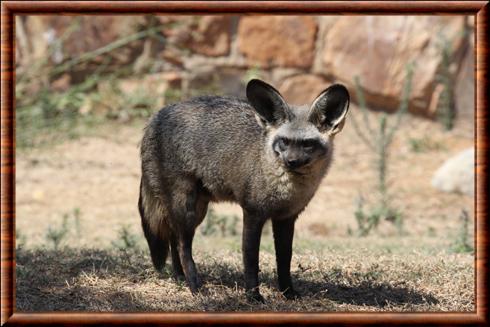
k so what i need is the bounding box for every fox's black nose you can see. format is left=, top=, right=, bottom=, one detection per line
left=285, top=158, right=306, bottom=170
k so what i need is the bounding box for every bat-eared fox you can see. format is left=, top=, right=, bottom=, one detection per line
left=139, top=79, right=349, bottom=302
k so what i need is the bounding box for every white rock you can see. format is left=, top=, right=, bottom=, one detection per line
left=431, top=148, right=474, bottom=196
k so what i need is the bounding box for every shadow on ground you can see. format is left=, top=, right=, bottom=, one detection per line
left=16, top=248, right=438, bottom=312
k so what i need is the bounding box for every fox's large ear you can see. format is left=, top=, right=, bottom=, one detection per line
left=308, top=84, right=350, bottom=134
left=246, top=79, right=291, bottom=127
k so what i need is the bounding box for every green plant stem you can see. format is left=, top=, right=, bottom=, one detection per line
left=349, top=109, right=376, bottom=150
left=352, top=76, right=376, bottom=150
left=385, top=62, right=414, bottom=147
left=377, top=114, right=388, bottom=204
left=354, top=76, right=375, bottom=136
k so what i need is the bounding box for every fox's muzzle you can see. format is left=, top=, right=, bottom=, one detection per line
left=284, top=157, right=311, bottom=170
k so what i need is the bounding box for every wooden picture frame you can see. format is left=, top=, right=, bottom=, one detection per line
left=1, top=1, right=488, bottom=325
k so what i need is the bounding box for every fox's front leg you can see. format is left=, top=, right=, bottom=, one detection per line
left=272, top=217, right=299, bottom=300
left=242, top=211, right=266, bottom=302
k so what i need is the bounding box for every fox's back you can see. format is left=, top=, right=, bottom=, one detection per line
left=142, top=96, right=264, bottom=201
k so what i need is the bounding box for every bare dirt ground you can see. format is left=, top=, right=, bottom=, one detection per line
left=15, top=107, right=475, bottom=312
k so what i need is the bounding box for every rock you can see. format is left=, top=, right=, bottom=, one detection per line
left=237, top=17, right=317, bottom=68
left=188, top=16, right=233, bottom=56
left=278, top=74, right=330, bottom=105
left=120, top=72, right=183, bottom=107
left=307, top=223, right=330, bottom=236
left=321, top=16, right=468, bottom=116
left=160, top=47, right=185, bottom=67
left=119, top=72, right=180, bottom=96
left=270, top=68, right=304, bottom=85
left=431, top=148, right=474, bottom=196
left=186, top=66, right=248, bottom=97
left=50, top=74, right=71, bottom=92
left=311, top=16, right=341, bottom=74
left=166, top=16, right=233, bottom=57
left=160, top=71, right=183, bottom=90
left=454, top=38, right=474, bottom=128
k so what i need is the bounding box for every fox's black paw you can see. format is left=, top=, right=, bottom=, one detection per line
left=187, top=275, right=202, bottom=295
left=282, top=288, right=300, bottom=300
left=172, top=271, right=186, bottom=281
left=246, top=290, right=265, bottom=303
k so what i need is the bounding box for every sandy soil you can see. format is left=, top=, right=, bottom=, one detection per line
left=16, top=107, right=474, bottom=248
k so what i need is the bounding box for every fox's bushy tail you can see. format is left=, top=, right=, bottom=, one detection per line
left=138, top=178, right=169, bottom=271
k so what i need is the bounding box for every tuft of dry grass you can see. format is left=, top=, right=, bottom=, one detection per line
left=16, top=244, right=474, bottom=312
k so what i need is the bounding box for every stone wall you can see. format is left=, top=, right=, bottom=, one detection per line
left=16, top=15, right=474, bottom=120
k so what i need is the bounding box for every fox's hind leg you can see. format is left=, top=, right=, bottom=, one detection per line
left=170, top=179, right=209, bottom=294
left=170, top=233, right=185, bottom=280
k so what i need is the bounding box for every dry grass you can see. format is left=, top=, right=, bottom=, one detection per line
left=16, top=235, right=474, bottom=312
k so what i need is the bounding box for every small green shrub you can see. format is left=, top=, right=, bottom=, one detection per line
left=200, top=208, right=240, bottom=237
left=435, top=34, right=456, bottom=131
left=242, top=66, right=264, bottom=84
left=73, top=207, right=82, bottom=237
left=45, top=216, right=70, bottom=250
left=435, top=21, right=470, bottom=131
left=350, top=63, right=414, bottom=236
left=16, top=229, right=27, bottom=250
left=44, top=208, right=82, bottom=250
left=112, top=225, right=140, bottom=252
left=451, top=209, right=473, bottom=254
left=354, top=194, right=403, bottom=237
left=164, top=87, right=183, bottom=104
left=427, top=226, right=437, bottom=237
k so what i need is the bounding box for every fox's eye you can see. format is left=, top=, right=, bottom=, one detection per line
left=302, top=140, right=317, bottom=152
left=278, top=138, right=289, bottom=149
left=274, top=138, right=287, bottom=152
left=304, top=145, right=314, bottom=152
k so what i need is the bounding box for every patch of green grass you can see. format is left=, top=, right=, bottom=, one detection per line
left=408, top=136, right=446, bottom=153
